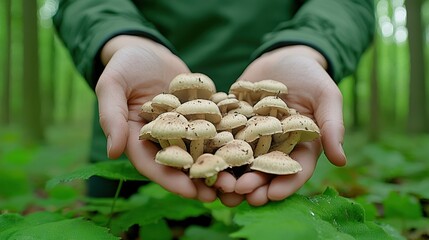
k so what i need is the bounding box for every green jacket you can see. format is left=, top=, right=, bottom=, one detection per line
left=54, top=0, right=374, bottom=93
left=53, top=0, right=374, bottom=164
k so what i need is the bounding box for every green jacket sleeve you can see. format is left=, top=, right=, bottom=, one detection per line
left=252, top=0, right=375, bottom=83
left=53, top=0, right=174, bottom=89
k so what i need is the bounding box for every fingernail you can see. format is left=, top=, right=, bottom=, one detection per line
left=107, top=135, right=112, bottom=159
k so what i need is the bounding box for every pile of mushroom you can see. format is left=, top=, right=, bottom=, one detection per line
left=139, top=73, right=321, bottom=186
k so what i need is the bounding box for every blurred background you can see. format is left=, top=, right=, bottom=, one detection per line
left=0, top=0, right=428, bottom=238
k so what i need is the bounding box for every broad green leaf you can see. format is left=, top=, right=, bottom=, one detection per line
left=181, top=225, right=234, bottom=240
left=139, top=219, right=172, bottom=240
left=0, top=212, right=119, bottom=239
left=232, top=188, right=405, bottom=240
left=382, top=191, right=422, bottom=219
left=46, top=160, right=148, bottom=189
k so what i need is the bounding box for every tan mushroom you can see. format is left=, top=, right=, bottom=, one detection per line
left=138, top=120, right=159, bottom=143
left=150, top=112, right=189, bottom=150
left=186, top=119, right=217, bottom=160
left=250, top=151, right=302, bottom=175
left=168, top=73, right=216, bottom=102
left=155, top=145, right=194, bottom=169
left=237, top=116, right=282, bottom=157
left=189, top=153, right=229, bottom=186
left=210, top=92, right=228, bottom=104
left=217, top=98, right=239, bottom=116
left=139, top=101, right=161, bottom=122
left=229, top=80, right=255, bottom=103
left=175, top=99, right=222, bottom=123
left=151, top=93, right=181, bottom=113
left=216, top=113, right=247, bottom=135
left=271, top=114, right=321, bottom=154
left=214, top=139, right=254, bottom=167
left=228, top=100, right=254, bottom=118
left=204, top=131, right=234, bottom=153
left=253, top=96, right=290, bottom=119
left=254, top=79, right=288, bottom=100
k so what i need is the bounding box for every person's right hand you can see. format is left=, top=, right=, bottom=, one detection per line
left=95, top=35, right=219, bottom=202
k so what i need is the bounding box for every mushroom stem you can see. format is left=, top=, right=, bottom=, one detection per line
left=188, top=89, right=198, bottom=100
left=158, top=139, right=170, bottom=149
left=190, top=139, right=204, bottom=160
left=205, top=174, right=218, bottom=186
left=272, top=131, right=301, bottom=154
left=168, top=139, right=187, bottom=151
left=269, top=108, right=278, bottom=117
left=254, top=135, right=272, bottom=157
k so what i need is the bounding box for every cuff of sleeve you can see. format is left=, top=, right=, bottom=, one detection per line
left=78, top=22, right=175, bottom=89
left=251, top=30, right=341, bottom=83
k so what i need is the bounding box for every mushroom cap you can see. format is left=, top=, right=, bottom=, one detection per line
left=151, top=112, right=189, bottom=140
left=210, top=92, right=228, bottom=104
left=155, top=145, right=194, bottom=169
left=186, top=119, right=217, bottom=140
left=139, top=120, right=158, bottom=143
left=152, top=93, right=181, bottom=112
left=239, top=116, right=282, bottom=142
left=229, top=80, right=255, bottom=96
left=281, top=114, right=321, bottom=142
left=168, top=73, right=216, bottom=102
left=228, top=100, right=254, bottom=118
left=204, top=131, right=234, bottom=153
left=175, top=99, right=222, bottom=123
left=139, top=101, right=160, bottom=122
left=250, top=151, right=302, bottom=174
left=217, top=98, right=240, bottom=115
left=215, top=139, right=254, bottom=166
left=254, top=79, right=288, bottom=98
left=216, top=113, right=247, bottom=132
left=189, top=153, right=229, bottom=178
left=253, top=96, right=290, bottom=117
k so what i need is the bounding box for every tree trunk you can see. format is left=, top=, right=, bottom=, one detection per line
left=369, top=41, right=380, bottom=142
left=351, top=71, right=360, bottom=130
left=406, top=0, right=428, bottom=133
left=22, top=0, right=44, bottom=142
left=1, top=0, right=12, bottom=125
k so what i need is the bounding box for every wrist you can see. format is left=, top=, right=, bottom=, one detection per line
left=100, top=35, right=172, bottom=65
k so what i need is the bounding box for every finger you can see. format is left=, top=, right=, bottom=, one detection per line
left=246, top=185, right=269, bottom=206
left=193, top=179, right=217, bottom=202
left=218, top=192, right=245, bottom=207
left=235, top=171, right=272, bottom=194
left=126, top=121, right=197, bottom=199
left=213, top=171, right=236, bottom=193
left=314, top=86, right=347, bottom=166
left=95, top=72, right=129, bottom=159
left=268, top=141, right=320, bottom=201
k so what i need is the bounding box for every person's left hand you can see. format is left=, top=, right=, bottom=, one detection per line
left=215, top=45, right=347, bottom=207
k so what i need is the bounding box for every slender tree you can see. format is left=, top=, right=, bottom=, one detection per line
left=369, top=39, right=380, bottom=141
left=405, top=0, right=428, bottom=133
left=1, top=0, right=12, bottom=125
left=22, top=0, right=44, bottom=142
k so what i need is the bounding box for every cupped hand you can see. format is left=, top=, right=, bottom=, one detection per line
left=95, top=35, right=218, bottom=202
left=232, top=45, right=347, bottom=206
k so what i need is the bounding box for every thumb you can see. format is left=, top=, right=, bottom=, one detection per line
left=95, top=73, right=129, bottom=159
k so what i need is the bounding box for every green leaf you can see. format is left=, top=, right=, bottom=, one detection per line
left=46, top=160, right=148, bottom=189
left=382, top=191, right=422, bottom=219
left=181, top=225, right=234, bottom=240
left=139, top=219, right=172, bottom=240
left=231, top=189, right=405, bottom=240
left=0, top=212, right=119, bottom=240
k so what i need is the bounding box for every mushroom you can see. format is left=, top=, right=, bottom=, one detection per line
left=151, top=93, right=181, bottom=113
left=228, top=100, right=254, bottom=118
left=237, top=116, right=282, bottom=157
left=168, top=73, right=216, bottom=102
left=216, top=113, right=247, bottom=135
left=254, top=79, right=288, bottom=100
left=150, top=112, right=189, bottom=150
left=186, top=119, right=217, bottom=160
left=138, top=120, right=159, bottom=143
left=210, top=92, right=228, bottom=104
left=250, top=151, right=302, bottom=175
left=139, top=101, right=161, bottom=122
left=189, top=153, right=229, bottom=186
left=229, top=80, right=255, bottom=103
left=214, top=139, right=254, bottom=167
left=253, top=96, right=290, bottom=119
left=217, top=98, right=239, bottom=116
left=175, top=99, right=222, bottom=124
left=204, top=131, right=234, bottom=153
left=155, top=145, right=194, bottom=169
left=271, top=114, right=321, bottom=154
